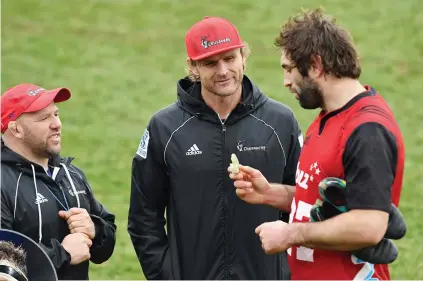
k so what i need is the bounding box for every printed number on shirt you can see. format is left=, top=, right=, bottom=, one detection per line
left=287, top=198, right=315, bottom=262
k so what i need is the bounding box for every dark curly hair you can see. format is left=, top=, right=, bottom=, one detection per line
left=0, top=241, right=27, bottom=276
left=274, top=8, right=361, bottom=79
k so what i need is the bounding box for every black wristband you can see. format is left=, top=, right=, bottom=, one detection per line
left=0, top=265, right=28, bottom=281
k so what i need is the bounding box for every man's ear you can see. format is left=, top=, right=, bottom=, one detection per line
left=186, top=57, right=199, bottom=77
left=309, top=54, right=324, bottom=79
left=7, top=121, right=23, bottom=139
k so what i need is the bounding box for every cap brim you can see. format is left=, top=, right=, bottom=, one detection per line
left=25, top=88, right=71, bottom=113
left=191, top=44, right=244, bottom=61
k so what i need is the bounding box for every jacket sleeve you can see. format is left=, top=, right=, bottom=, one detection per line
left=0, top=187, right=14, bottom=229
left=1, top=184, right=72, bottom=270
left=128, top=117, right=170, bottom=280
left=71, top=165, right=117, bottom=264
left=280, top=112, right=302, bottom=222
left=38, top=240, right=72, bottom=270
left=283, top=112, right=302, bottom=186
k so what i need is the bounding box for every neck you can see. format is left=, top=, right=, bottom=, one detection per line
left=321, top=78, right=367, bottom=113
left=3, top=136, right=49, bottom=170
left=201, top=86, right=242, bottom=120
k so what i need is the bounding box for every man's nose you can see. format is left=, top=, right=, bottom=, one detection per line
left=283, top=77, right=292, bottom=88
left=216, top=61, right=229, bottom=76
left=51, top=117, right=62, bottom=130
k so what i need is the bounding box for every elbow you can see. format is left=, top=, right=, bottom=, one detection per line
left=350, top=209, right=389, bottom=247
left=355, top=228, right=384, bottom=248
left=363, top=216, right=389, bottom=246
left=365, top=231, right=385, bottom=246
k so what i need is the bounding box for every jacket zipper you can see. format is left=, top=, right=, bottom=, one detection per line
left=219, top=115, right=230, bottom=279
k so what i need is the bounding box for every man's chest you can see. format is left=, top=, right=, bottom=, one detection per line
left=164, top=119, right=287, bottom=182
left=14, top=177, right=91, bottom=234
left=294, top=122, right=346, bottom=206
left=287, top=122, right=352, bottom=271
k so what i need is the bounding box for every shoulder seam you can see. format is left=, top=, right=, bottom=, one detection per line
left=248, top=114, right=287, bottom=166
left=163, top=116, right=196, bottom=166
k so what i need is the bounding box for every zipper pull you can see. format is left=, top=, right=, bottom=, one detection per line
left=222, top=125, right=226, bottom=132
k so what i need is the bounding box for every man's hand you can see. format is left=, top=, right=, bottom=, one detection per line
left=228, top=165, right=294, bottom=211
left=228, top=164, right=270, bottom=205
left=61, top=233, right=92, bottom=265
left=59, top=208, right=96, bottom=239
left=255, top=220, right=297, bottom=255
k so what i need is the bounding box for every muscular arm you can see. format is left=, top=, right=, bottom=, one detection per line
left=290, top=122, right=396, bottom=251
left=279, top=112, right=302, bottom=221
left=292, top=209, right=388, bottom=251
left=263, top=184, right=296, bottom=212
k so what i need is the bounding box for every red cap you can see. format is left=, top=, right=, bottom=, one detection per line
left=185, top=16, right=244, bottom=60
left=1, top=83, right=71, bottom=133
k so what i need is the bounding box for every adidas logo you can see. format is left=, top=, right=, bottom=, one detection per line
left=35, top=193, right=48, bottom=204
left=186, top=144, right=202, bottom=156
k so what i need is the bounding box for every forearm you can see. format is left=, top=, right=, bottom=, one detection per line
left=292, top=210, right=388, bottom=251
left=263, top=184, right=295, bottom=212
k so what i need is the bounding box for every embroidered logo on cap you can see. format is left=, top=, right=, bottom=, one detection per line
left=201, top=36, right=231, bottom=49
left=27, top=88, right=45, bottom=96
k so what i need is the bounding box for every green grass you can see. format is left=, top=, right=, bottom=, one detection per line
left=2, top=0, right=422, bottom=279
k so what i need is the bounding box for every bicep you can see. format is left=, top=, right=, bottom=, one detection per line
left=342, top=122, right=397, bottom=213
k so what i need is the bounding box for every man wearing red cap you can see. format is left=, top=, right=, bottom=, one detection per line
left=1, top=84, right=117, bottom=280
left=128, top=16, right=300, bottom=279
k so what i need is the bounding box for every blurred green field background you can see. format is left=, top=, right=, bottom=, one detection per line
left=2, top=0, right=423, bottom=279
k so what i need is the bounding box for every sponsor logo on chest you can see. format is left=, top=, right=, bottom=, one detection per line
left=236, top=140, right=266, bottom=152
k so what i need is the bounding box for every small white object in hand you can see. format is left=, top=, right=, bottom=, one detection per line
left=230, top=153, right=240, bottom=174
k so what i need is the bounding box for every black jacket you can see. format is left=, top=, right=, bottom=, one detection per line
left=128, top=76, right=302, bottom=280
left=1, top=140, right=117, bottom=280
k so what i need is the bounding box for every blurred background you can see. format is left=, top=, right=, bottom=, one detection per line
left=2, top=0, right=422, bottom=279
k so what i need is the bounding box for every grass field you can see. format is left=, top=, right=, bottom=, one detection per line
left=2, top=0, right=423, bottom=279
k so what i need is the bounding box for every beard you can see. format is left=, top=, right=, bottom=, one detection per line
left=203, top=76, right=243, bottom=97
left=296, top=76, right=324, bottom=110
left=22, top=127, right=60, bottom=160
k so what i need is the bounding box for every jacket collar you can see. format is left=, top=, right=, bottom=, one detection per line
left=1, top=138, right=73, bottom=180
left=176, top=75, right=268, bottom=124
